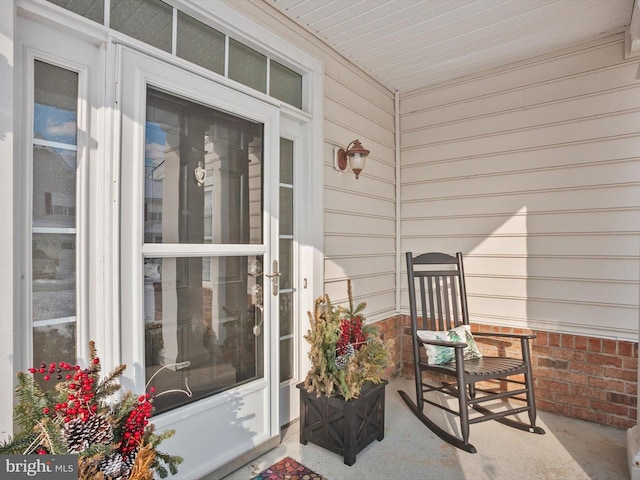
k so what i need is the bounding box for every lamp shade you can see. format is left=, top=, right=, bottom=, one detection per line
left=346, top=139, right=369, bottom=179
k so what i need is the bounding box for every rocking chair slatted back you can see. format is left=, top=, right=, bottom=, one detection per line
left=409, top=252, right=467, bottom=333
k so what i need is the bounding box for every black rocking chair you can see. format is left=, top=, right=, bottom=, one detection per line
left=398, top=251, right=545, bottom=453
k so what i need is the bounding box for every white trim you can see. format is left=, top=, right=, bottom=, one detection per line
left=142, top=244, right=268, bottom=257
left=33, top=316, right=75, bottom=327
left=395, top=90, right=401, bottom=313
left=33, top=138, right=77, bottom=150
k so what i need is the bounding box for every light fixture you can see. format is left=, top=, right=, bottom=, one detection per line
left=334, top=139, right=369, bottom=179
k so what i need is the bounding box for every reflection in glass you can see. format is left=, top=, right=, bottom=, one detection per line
left=34, top=61, right=77, bottom=144
left=33, top=323, right=76, bottom=368
left=279, top=338, right=293, bottom=382
left=144, top=256, right=264, bottom=414
left=32, top=234, right=76, bottom=321
left=33, top=146, right=77, bottom=229
left=144, top=88, right=263, bottom=244
left=279, top=239, right=292, bottom=290
left=32, top=61, right=78, bottom=366
left=279, top=292, right=292, bottom=337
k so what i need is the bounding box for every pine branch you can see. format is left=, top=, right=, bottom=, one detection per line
left=14, top=372, right=50, bottom=432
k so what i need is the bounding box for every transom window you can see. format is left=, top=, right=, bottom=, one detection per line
left=47, top=0, right=303, bottom=109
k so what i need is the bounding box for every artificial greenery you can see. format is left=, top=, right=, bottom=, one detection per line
left=0, top=341, right=182, bottom=479
left=303, top=280, right=392, bottom=400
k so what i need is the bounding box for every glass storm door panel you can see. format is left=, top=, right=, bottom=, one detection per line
left=119, top=47, right=280, bottom=478
left=142, top=88, right=265, bottom=414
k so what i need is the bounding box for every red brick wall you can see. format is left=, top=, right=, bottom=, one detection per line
left=374, top=314, right=638, bottom=429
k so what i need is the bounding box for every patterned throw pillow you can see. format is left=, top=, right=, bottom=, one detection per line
left=416, top=324, right=482, bottom=365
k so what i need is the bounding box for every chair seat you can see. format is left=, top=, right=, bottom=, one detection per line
left=423, top=356, right=527, bottom=378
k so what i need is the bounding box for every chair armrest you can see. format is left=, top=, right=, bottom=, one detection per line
left=473, top=332, right=536, bottom=340
left=417, top=338, right=467, bottom=348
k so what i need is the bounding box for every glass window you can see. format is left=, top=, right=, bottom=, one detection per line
left=228, top=39, right=267, bottom=93
left=270, top=61, right=302, bottom=109
left=111, top=0, right=173, bottom=53
left=144, top=88, right=263, bottom=244
left=144, top=255, right=264, bottom=414
left=177, top=12, right=225, bottom=75
left=47, top=0, right=104, bottom=24
left=278, top=138, right=294, bottom=382
left=32, top=60, right=79, bottom=367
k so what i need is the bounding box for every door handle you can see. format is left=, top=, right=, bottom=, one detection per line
left=264, top=259, right=280, bottom=296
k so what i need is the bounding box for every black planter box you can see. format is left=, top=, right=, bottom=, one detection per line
left=297, top=380, right=387, bottom=466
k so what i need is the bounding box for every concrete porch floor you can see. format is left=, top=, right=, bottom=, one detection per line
left=221, top=377, right=628, bottom=480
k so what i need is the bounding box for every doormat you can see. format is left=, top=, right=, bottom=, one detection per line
left=252, top=456, right=327, bottom=480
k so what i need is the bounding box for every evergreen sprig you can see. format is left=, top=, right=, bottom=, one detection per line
left=303, top=280, right=393, bottom=400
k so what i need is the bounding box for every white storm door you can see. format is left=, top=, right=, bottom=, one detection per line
left=118, top=46, right=280, bottom=478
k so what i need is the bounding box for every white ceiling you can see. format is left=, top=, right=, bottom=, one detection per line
left=269, top=0, right=635, bottom=93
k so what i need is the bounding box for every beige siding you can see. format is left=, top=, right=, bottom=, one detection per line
left=231, top=0, right=397, bottom=320
left=400, top=33, right=640, bottom=340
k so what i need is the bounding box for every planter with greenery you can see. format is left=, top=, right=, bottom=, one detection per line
left=298, top=281, right=393, bottom=465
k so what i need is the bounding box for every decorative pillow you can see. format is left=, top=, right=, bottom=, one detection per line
left=416, top=325, right=482, bottom=365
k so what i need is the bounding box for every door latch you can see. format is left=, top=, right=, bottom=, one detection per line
left=264, top=259, right=281, bottom=296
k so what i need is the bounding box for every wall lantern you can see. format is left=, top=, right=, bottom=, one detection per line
left=334, top=139, right=369, bottom=179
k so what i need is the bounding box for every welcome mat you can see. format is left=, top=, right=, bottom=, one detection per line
left=252, top=456, right=327, bottom=480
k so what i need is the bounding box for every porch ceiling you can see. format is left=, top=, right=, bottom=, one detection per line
left=268, top=0, right=635, bottom=93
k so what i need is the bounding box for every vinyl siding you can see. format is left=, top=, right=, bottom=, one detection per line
left=400, top=33, right=640, bottom=341
left=231, top=0, right=398, bottom=320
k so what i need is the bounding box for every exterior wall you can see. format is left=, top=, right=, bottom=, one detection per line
left=0, top=0, right=15, bottom=440
left=400, top=33, right=640, bottom=342
left=230, top=1, right=397, bottom=321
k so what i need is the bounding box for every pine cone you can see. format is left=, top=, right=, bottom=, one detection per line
left=99, top=452, right=132, bottom=480
left=335, top=355, right=349, bottom=370
left=62, top=414, right=113, bottom=453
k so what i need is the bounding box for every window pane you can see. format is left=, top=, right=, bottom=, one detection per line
left=33, top=322, right=76, bottom=368
left=279, top=337, right=293, bottom=382
left=279, top=292, right=293, bottom=337
left=177, top=12, right=225, bottom=75
left=280, top=138, right=293, bottom=185
left=47, top=0, right=104, bottom=24
left=270, top=61, right=302, bottom=109
left=111, top=0, right=172, bottom=53
left=34, top=61, right=77, bottom=145
left=228, top=39, right=267, bottom=93
left=33, top=146, right=77, bottom=229
left=279, top=187, right=293, bottom=236
left=144, top=256, right=264, bottom=414
left=279, top=238, right=292, bottom=290
left=145, top=88, right=263, bottom=244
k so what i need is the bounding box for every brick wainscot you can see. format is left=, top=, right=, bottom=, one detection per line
left=374, top=315, right=638, bottom=429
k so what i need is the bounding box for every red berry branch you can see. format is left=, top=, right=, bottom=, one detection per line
left=336, top=314, right=367, bottom=355
left=120, top=391, right=154, bottom=457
